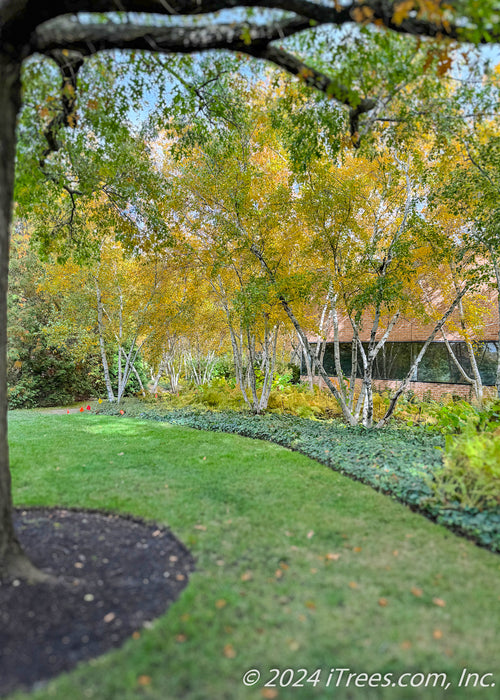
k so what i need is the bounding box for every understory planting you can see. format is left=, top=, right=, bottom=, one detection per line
left=94, top=397, right=500, bottom=552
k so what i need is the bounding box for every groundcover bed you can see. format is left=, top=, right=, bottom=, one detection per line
left=96, top=405, right=500, bottom=552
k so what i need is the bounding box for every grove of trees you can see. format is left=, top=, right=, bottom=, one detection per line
left=2, top=1, right=500, bottom=582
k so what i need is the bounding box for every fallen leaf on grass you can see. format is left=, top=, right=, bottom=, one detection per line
left=348, top=581, right=358, bottom=589
left=275, top=569, right=283, bottom=579
left=353, top=546, right=362, bottom=553
left=305, top=601, right=316, bottom=609
left=241, top=571, right=253, bottom=582
left=433, top=597, right=446, bottom=607
left=215, top=599, right=227, bottom=609
left=307, top=530, right=314, bottom=539
left=223, top=644, right=236, bottom=658
left=137, top=675, right=151, bottom=687
left=401, top=640, right=412, bottom=649
left=411, top=587, right=423, bottom=597
left=175, top=634, right=187, bottom=643
left=261, top=689, right=279, bottom=699
left=433, top=629, right=443, bottom=639
left=378, top=598, right=388, bottom=607
left=325, top=553, right=341, bottom=561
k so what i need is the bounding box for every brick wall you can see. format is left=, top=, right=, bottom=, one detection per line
left=311, top=290, right=499, bottom=344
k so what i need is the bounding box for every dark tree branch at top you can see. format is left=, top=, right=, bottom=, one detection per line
left=39, top=50, right=84, bottom=163
left=30, top=16, right=314, bottom=56
left=1, top=1, right=497, bottom=139
left=2, top=0, right=500, bottom=59
left=32, top=17, right=375, bottom=124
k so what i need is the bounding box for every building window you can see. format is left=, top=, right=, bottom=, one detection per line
left=304, top=341, right=499, bottom=386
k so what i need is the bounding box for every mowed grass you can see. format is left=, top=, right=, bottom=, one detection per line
left=7, top=411, right=500, bottom=700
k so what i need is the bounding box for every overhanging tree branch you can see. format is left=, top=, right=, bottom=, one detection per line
left=32, top=17, right=377, bottom=136
left=5, top=0, right=499, bottom=51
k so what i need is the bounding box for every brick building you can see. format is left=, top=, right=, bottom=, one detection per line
left=305, top=292, right=499, bottom=400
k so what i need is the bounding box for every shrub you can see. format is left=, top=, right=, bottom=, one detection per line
left=7, top=347, right=105, bottom=408
left=427, top=400, right=480, bottom=434
left=431, top=426, right=500, bottom=510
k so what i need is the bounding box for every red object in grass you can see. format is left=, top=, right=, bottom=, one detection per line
left=120, top=410, right=125, bottom=415
left=155, top=393, right=158, bottom=399
left=79, top=407, right=84, bottom=412
left=86, top=405, right=91, bottom=411
left=67, top=410, right=70, bottom=414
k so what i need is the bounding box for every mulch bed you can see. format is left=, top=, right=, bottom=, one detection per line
left=0, top=507, right=195, bottom=697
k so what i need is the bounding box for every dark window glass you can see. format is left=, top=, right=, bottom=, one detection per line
left=418, top=342, right=458, bottom=383
left=474, top=341, right=499, bottom=386
left=372, top=342, right=415, bottom=381
left=304, top=341, right=498, bottom=385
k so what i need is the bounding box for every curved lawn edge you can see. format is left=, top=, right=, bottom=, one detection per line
left=96, top=405, right=500, bottom=553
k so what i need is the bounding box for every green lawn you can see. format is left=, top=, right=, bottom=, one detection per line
left=7, top=411, right=500, bottom=700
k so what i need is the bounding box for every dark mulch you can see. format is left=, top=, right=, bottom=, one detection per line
left=0, top=507, right=195, bottom=697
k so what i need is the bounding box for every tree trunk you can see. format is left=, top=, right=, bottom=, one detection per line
left=96, top=284, right=115, bottom=402
left=258, top=323, right=279, bottom=412
left=330, top=294, right=348, bottom=403
left=299, top=333, right=315, bottom=392
left=132, top=364, right=146, bottom=396
left=488, top=248, right=500, bottom=399
left=0, top=56, right=49, bottom=581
